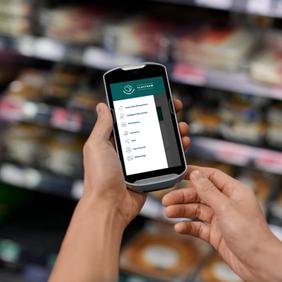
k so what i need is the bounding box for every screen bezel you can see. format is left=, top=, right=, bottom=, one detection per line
left=104, top=63, right=186, bottom=183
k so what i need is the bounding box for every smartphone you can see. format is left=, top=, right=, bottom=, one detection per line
left=103, top=62, right=187, bottom=192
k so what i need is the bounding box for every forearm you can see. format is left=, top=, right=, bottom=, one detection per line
left=250, top=234, right=282, bottom=282
left=49, top=197, right=124, bottom=282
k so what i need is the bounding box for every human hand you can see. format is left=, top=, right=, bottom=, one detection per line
left=163, top=166, right=282, bottom=282
left=82, top=99, right=190, bottom=230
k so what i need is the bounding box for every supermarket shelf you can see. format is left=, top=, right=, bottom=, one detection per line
left=191, top=137, right=282, bottom=175
left=1, top=35, right=282, bottom=100
left=0, top=162, right=75, bottom=199
left=0, top=162, right=171, bottom=221
left=155, top=0, right=282, bottom=18
left=172, top=64, right=282, bottom=101
left=0, top=97, right=94, bottom=134
left=0, top=35, right=141, bottom=68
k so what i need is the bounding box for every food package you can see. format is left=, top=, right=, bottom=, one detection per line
left=198, top=254, right=242, bottom=282
left=0, top=0, right=32, bottom=17
left=219, top=96, right=266, bottom=145
left=250, top=49, right=282, bottom=85
left=104, top=16, right=174, bottom=58
left=266, top=102, right=282, bottom=148
left=120, top=221, right=210, bottom=281
left=188, top=108, right=221, bottom=136
left=41, top=133, right=84, bottom=177
left=250, top=31, right=282, bottom=85
left=44, top=65, right=84, bottom=100
left=0, top=16, right=30, bottom=36
left=3, top=124, right=46, bottom=165
left=6, top=69, right=47, bottom=100
left=174, top=25, right=257, bottom=70
left=45, top=6, right=112, bottom=44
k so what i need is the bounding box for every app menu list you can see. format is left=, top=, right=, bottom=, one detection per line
left=113, top=95, right=168, bottom=176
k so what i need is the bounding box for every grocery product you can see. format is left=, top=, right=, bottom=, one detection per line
left=104, top=16, right=174, bottom=58
left=6, top=69, right=47, bottom=100
left=266, top=102, right=282, bottom=148
left=219, top=95, right=266, bottom=145
left=45, top=6, right=112, bottom=45
left=41, top=133, right=84, bottom=177
left=199, top=254, right=242, bottom=282
left=174, top=25, right=257, bottom=70
left=3, top=123, right=47, bottom=165
left=120, top=221, right=210, bottom=281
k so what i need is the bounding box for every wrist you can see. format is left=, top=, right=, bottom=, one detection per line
left=78, top=195, right=127, bottom=232
left=251, top=232, right=282, bottom=282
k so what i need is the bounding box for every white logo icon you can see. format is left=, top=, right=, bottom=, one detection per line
left=123, top=84, right=135, bottom=95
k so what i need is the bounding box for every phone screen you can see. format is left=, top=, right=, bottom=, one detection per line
left=105, top=64, right=186, bottom=183
left=111, top=76, right=181, bottom=175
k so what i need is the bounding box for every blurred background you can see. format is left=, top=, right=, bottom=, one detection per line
left=0, top=0, right=282, bottom=281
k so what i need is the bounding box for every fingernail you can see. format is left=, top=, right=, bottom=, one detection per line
left=190, top=170, right=204, bottom=181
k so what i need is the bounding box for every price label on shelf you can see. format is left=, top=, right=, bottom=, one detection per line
left=172, top=64, right=206, bottom=86
left=255, top=150, right=282, bottom=174
left=50, top=108, right=82, bottom=132
left=247, top=0, right=271, bottom=15
left=196, top=0, right=232, bottom=9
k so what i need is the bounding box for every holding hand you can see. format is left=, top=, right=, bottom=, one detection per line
left=163, top=166, right=282, bottom=282
left=82, top=99, right=190, bottom=229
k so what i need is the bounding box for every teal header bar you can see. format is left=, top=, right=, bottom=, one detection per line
left=110, top=76, right=165, bottom=101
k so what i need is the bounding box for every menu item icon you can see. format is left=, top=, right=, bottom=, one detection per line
left=126, top=147, right=132, bottom=153
left=121, top=122, right=127, bottom=127
left=127, top=156, right=134, bottom=161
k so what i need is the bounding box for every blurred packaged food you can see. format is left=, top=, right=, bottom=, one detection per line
left=174, top=24, right=257, bottom=70
left=0, top=0, right=32, bottom=36
left=198, top=254, right=242, bottom=282
left=250, top=32, right=282, bottom=85
left=3, top=123, right=46, bottom=165
left=104, top=16, right=174, bottom=59
left=6, top=69, right=47, bottom=101
left=120, top=221, right=210, bottom=281
left=45, top=5, right=113, bottom=45
left=219, top=95, right=266, bottom=145
left=41, top=133, right=84, bottom=177
left=266, top=102, right=282, bottom=149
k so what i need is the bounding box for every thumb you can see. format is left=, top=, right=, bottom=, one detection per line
left=190, top=170, right=228, bottom=210
left=90, top=103, right=113, bottom=142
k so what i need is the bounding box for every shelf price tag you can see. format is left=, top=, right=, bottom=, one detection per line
left=172, top=63, right=206, bottom=86
left=50, top=108, right=82, bottom=132
left=196, top=0, right=232, bottom=9
left=247, top=0, right=271, bottom=15
left=255, top=150, right=282, bottom=174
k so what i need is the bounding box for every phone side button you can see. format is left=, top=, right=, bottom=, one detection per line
left=168, top=99, right=175, bottom=114
left=110, top=108, right=116, bottom=123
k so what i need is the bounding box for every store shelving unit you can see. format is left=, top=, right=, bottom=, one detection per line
left=154, top=0, right=282, bottom=18
left=0, top=1, right=282, bottom=281
left=1, top=35, right=282, bottom=102
left=190, top=137, right=282, bottom=175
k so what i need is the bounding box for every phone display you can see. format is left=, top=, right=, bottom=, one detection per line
left=104, top=63, right=186, bottom=191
